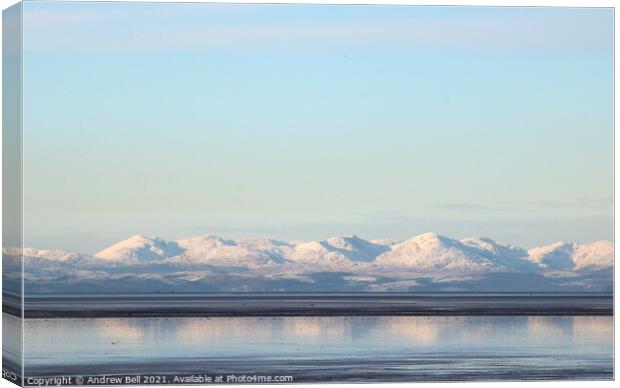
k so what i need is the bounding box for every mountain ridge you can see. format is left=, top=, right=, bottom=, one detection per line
left=89, top=232, right=614, bottom=272
left=4, top=232, right=613, bottom=293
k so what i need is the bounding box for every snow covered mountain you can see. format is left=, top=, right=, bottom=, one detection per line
left=288, top=235, right=390, bottom=269
left=377, top=233, right=496, bottom=272
left=4, top=232, right=613, bottom=293
left=335, top=233, right=537, bottom=273
left=528, top=240, right=613, bottom=271
left=95, top=235, right=184, bottom=263
left=174, top=235, right=289, bottom=267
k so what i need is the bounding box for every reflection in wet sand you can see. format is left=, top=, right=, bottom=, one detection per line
left=25, top=316, right=614, bottom=349
left=378, top=316, right=537, bottom=344
left=378, top=316, right=442, bottom=343
left=96, top=318, right=147, bottom=342
left=572, top=316, right=614, bottom=340
left=26, top=316, right=615, bottom=346
left=280, top=316, right=350, bottom=340
left=23, top=315, right=613, bottom=381
left=527, top=316, right=572, bottom=340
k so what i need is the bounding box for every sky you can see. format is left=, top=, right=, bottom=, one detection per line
left=19, top=2, right=613, bottom=253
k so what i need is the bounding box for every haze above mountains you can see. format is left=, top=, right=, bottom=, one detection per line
left=4, top=232, right=613, bottom=293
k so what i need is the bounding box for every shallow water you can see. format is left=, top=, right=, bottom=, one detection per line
left=15, top=314, right=613, bottom=382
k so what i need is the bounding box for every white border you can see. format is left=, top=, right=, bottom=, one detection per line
left=0, top=1, right=616, bottom=388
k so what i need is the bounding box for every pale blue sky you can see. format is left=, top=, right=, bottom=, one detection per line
left=20, top=2, right=613, bottom=253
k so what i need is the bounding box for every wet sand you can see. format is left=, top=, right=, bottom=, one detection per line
left=17, top=314, right=614, bottom=383
left=9, top=293, right=614, bottom=318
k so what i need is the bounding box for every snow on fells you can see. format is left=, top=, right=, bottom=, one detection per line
left=32, top=232, right=612, bottom=274
left=527, top=240, right=613, bottom=271
left=95, top=235, right=184, bottom=262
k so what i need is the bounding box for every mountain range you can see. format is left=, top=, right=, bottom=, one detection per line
left=3, top=232, right=613, bottom=293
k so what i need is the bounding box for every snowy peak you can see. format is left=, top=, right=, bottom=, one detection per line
left=460, top=237, right=535, bottom=272
left=95, top=235, right=184, bottom=262
left=406, top=232, right=448, bottom=244
left=528, top=242, right=575, bottom=270
left=324, top=235, right=390, bottom=262
left=461, top=236, right=506, bottom=255
left=176, top=235, right=237, bottom=255
left=529, top=240, right=613, bottom=271
left=175, top=235, right=287, bottom=267
left=572, top=241, right=614, bottom=270
left=290, top=240, right=349, bottom=264
left=385, top=232, right=457, bottom=254
left=377, top=232, right=494, bottom=272
left=289, top=235, right=389, bottom=265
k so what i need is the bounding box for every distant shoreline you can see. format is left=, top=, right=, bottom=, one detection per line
left=4, top=293, right=613, bottom=318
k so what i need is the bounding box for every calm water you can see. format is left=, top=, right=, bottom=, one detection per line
left=9, top=314, right=613, bottom=382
